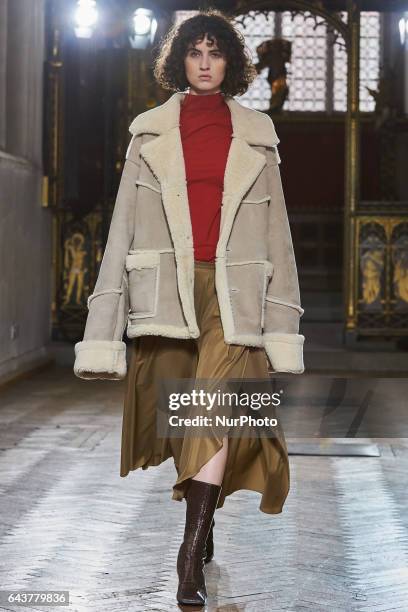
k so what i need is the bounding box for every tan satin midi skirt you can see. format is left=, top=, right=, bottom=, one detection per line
left=120, top=259, right=290, bottom=514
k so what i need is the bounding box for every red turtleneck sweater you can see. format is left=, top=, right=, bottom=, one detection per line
left=179, top=90, right=232, bottom=262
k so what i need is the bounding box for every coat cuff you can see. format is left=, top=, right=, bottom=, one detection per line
left=74, top=340, right=127, bottom=380
left=263, top=333, right=305, bottom=374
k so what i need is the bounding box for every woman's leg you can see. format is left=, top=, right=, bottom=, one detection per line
left=176, top=262, right=227, bottom=605
left=192, top=434, right=228, bottom=485
left=191, top=431, right=228, bottom=567
left=176, top=479, right=222, bottom=605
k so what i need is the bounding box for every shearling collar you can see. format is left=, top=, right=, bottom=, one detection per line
left=129, top=91, right=279, bottom=147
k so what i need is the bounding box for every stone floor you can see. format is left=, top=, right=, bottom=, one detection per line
left=0, top=365, right=408, bottom=611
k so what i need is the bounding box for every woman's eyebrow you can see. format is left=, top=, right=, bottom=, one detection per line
left=187, top=45, right=220, bottom=52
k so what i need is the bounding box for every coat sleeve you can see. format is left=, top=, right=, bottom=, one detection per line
left=73, top=133, right=143, bottom=380
left=263, top=143, right=305, bottom=373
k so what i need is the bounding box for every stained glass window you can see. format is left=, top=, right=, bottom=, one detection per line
left=233, top=11, right=276, bottom=110
left=281, top=11, right=327, bottom=111
left=334, top=11, right=381, bottom=111
left=359, top=11, right=382, bottom=112
left=173, top=10, right=198, bottom=28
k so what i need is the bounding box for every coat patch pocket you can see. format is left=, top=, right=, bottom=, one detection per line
left=126, top=251, right=160, bottom=318
left=226, top=261, right=266, bottom=336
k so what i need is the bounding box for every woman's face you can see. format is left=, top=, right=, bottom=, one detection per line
left=184, top=34, right=227, bottom=95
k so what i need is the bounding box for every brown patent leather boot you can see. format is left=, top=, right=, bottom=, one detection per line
left=176, top=479, right=221, bottom=606
left=202, top=518, right=215, bottom=564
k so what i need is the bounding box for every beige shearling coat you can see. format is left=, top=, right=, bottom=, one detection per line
left=73, top=91, right=305, bottom=380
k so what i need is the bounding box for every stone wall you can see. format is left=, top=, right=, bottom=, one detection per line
left=0, top=0, right=52, bottom=382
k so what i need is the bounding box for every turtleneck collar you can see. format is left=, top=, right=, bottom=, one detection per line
left=181, top=90, right=226, bottom=112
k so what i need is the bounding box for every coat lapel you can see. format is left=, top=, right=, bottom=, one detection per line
left=138, top=128, right=199, bottom=335
left=136, top=127, right=193, bottom=252
left=216, top=136, right=267, bottom=257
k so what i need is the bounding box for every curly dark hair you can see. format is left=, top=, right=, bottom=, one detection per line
left=153, top=8, right=257, bottom=97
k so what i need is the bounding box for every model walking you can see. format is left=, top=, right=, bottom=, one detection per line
left=74, top=9, right=305, bottom=607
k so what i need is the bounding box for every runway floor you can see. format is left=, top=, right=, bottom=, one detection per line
left=0, top=364, right=407, bottom=611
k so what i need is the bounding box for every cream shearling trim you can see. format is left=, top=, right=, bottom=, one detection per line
left=129, top=92, right=280, bottom=148
left=263, top=333, right=305, bottom=374
left=125, top=251, right=160, bottom=270
left=216, top=142, right=267, bottom=257
left=135, top=179, right=161, bottom=193
left=137, top=129, right=199, bottom=337
left=126, top=322, right=193, bottom=339
left=214, top=139, right=269, bottom=339
left=87, top=289, right=123, bottom=310
left=128, top=248, right=175, bottom=254
left=215, top=257, right=236, bottom=343
left=262, top=263, right=275, bottom=329
left=126, top=251, right=160, bottom=318
left=268, top=145, right=281, bottom=165
left=126, top=322, right=264, bottom=347
left=226, top=259, right=273, bottom=271
left=263, top=332, right=305, bottom=344
left=225, top=334, right=264, bottom=347
left=74, top=340, right=127, bottom=380
left=242, top=195, right=271, bottom=204
left=265, top=296, right=305, bottom=315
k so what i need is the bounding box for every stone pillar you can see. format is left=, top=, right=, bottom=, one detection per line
left=0, top=0, right=52, bottom=383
